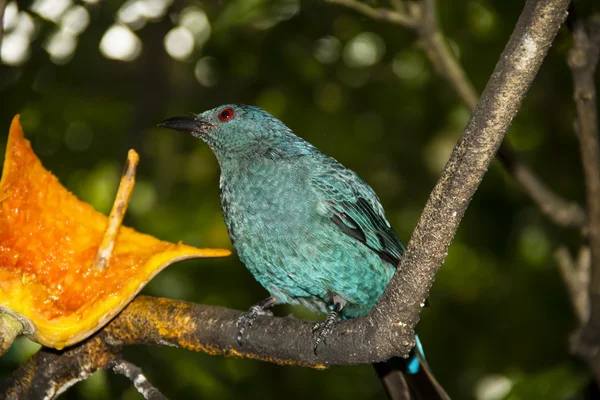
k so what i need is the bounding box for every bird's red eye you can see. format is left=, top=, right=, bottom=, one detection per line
left=218, top=108, right=234, bottom=121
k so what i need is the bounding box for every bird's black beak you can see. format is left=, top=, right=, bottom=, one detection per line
left=157, top=115, right=212, bottom=135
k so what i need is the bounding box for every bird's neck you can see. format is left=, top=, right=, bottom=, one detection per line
left=213, top=136, right=317, bottom=174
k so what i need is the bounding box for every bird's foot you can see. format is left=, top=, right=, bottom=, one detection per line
left=312, top=310, right=341, bottom=355
left=236, top=297, right=278, bottom=345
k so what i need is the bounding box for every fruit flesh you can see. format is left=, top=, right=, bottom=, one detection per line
left=0, top=116, right=229, bottom=348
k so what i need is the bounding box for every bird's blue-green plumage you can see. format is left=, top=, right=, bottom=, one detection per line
left=159, top=104, right=450, bottom=398
left=200, top=104, right=403, bottom=318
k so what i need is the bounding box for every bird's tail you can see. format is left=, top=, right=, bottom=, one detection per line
left=373, top=336, right=450, bottom=400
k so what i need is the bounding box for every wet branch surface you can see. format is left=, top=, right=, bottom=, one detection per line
left=0, top=0, right=571, bottom=398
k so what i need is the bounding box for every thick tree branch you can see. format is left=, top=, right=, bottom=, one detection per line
left=327, top=0, right=586, bottom=231
left=567, top=10, right=600, bottom=384
left=373, top=0, right=571, bottom=342
left=0, top=0, right=571, bottom=397
left=2, top=334, right=119, bottom=400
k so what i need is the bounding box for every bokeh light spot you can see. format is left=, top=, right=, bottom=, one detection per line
left=1, top=10, right=36, bottom=65
left=467, top=2, right=497, bottom=37
left=1, top=32, right=30, bottom=66
left=62, top=5, right=90, bottom=35
left=45, top=29, right=77, bottom=64
left=474, top=374, right=513, bottom=400
left=180, top=7, right=211, bottom=46
left=64, top=121, right=94, bottom=151
left=315, top=82, right=345, bottom=112
left=117, top=0, right=147, bottom=30
left=2, top=2, right=19, bottom=32
left=139, top=0, right=173, bottom=19
left=392, top=51, right=427, bottom=84
left=15, top=11, right=36, bottom=37
left=519, top=224, right=551, bottom=266
left=194, top=57, right=218, bottom=87
left=314, top=36, right=341, bottom=64
left=343, top=32, right=385, bottom=67
left=129, top=180, right=157, bottom=216
left=31, top=0, right=72, bottom=22
left=164, top=26, right=195, bottom=61
left=99, top=24, right=142, bottom=62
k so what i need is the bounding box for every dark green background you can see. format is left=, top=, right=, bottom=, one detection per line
left=1, top=1, right=599, bottom=399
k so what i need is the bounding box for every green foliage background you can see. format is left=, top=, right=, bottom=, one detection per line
left=1, top=0, right=600, bottom=399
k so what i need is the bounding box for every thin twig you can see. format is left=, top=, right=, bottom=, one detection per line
left=569, top=14, right=600, bottom=307
left=567, top=9, right=600, bottom=384
left=497, top=146, right=587, bottom=228
left=419, top=0, right=478, bottom=109
left=555, top=246, right=591, bottom=323
left=377, top=0, right=572, bottom=339
left=389, top=0, right=407, bottom=14
left=325, top=0, right=419, bottom=28
left=327, top=0, right=586, bottom=231
left=111, top=359, right=168, bottom=400
left=94, top=150, right=139, bottom=271
left=416, top=0, right=585, bottom=231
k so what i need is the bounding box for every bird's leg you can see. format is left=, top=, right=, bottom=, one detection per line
left=236, top=296, right=279, bottom=345
left=312, top=310, right=341, bottom=354
left=312, top=295, right=345, bottom=355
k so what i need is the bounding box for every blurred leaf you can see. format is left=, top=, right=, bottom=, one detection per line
left=503, top=365, right=589, bottom=400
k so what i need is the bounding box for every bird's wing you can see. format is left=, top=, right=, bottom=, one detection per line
left=309, top=157, right=405, bottom=266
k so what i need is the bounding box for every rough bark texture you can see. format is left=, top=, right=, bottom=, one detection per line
left=373, top=0, right=571, bottom=351
left=567, top=11, right=600, bottom=386
left=111, top=359, right=167, bottom=400
left=0, top=314, right=22, bottom=357
left=2, top=335, right=118, bottom=400
left=0, top=0, right=571, bottom=398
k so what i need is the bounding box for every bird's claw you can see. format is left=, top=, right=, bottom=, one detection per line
left=236, top=304, right=273, bottom=345
left=312, top=311, right=340, bottom=355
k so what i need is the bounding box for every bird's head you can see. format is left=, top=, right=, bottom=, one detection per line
left=158, top=104, right=314, bottom=163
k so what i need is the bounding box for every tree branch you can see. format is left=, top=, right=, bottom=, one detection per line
left=327, top=0, right=586, bottom=231
left=111, top=358, right=167, bottom=400
left=0, top=314, right=22, bottom=357
left=374, top=0, right=571, bottom=340
left=570, top=16, right=600, bottom=301
left=497, top=146, right=586, bottom=228
left=0, top=0, right=571, bottom=397
left=566, top=10, right=600, bottom=385
left=555, top=246, right=591, bottom=324
left=418, top=0, right=479, bottom=109
left=325, top=0, right=419, bottom=29
left=1, top=334, right=119, bottom=399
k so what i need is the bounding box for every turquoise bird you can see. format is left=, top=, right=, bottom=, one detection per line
left=159, top=104, right=449, bottom=400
